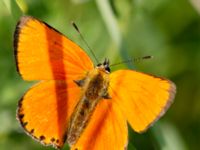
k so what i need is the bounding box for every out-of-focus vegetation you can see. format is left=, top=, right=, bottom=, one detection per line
left=0, top=0, right=200, bottom=149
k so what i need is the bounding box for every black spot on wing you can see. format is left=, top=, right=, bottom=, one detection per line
left=22, top=122, right=28, bottom=127
left=39, top=135, right=46, bottom=141
left=56, top=139, right=59, bottom=144
left=51, top=137, right=56, bottom=142
left=18, top=114, right=24, bottom=119
left=30, top=129, right=34, bottom=134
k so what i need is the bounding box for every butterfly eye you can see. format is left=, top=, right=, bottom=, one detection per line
left=97, top=63, right=102, bottom=66
left=105, top=66, right=110, bottom=72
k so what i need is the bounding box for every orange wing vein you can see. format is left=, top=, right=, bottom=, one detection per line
left=109, top=70, right=176, bottom=132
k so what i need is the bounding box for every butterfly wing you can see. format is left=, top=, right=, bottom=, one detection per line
left=109, top=70, right=176, bottom=132
left=14, top=16, right=94, bottom=81
left=17, top=80, right=81, bottom=149
left=71, top=100, right=128, bottom=150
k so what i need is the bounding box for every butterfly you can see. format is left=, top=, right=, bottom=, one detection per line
left=14, top=16, right=176, bottom=150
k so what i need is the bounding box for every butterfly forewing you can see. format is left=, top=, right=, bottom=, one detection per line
left=109, top=70, right=176, bottom=132
left=14, top=16, right=93, bottom=81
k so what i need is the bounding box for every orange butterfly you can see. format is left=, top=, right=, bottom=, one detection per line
left=14, top=16, right=176, bottom=150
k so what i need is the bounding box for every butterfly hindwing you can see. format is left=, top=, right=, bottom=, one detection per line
left=71, top=100, right=128, bottom=150
left=17, top=80, right=81, bottom=149
left=109, top=70, right=176, bottom=132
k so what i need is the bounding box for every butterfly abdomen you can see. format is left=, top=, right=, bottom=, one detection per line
left=67, top=68, right=110, bottom=146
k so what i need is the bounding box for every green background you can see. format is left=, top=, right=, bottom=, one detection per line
left=0, top=0, right=200, bottom=149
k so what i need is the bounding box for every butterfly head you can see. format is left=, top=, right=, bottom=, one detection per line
left=97, top=58, right=110, bottom=73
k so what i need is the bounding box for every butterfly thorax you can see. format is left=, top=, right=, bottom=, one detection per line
left=67, top=64, right=110, bottom=146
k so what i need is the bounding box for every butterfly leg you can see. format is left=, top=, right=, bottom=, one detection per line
left=74, top=79, right=86, bottom=87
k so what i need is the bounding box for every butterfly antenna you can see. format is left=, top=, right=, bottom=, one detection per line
left=110, top=55, right=153, bottom=67
left=71, top=21, right=99, bottom=64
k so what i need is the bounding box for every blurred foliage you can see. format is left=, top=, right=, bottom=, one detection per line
left=0, top=0, right=200, bottom=149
